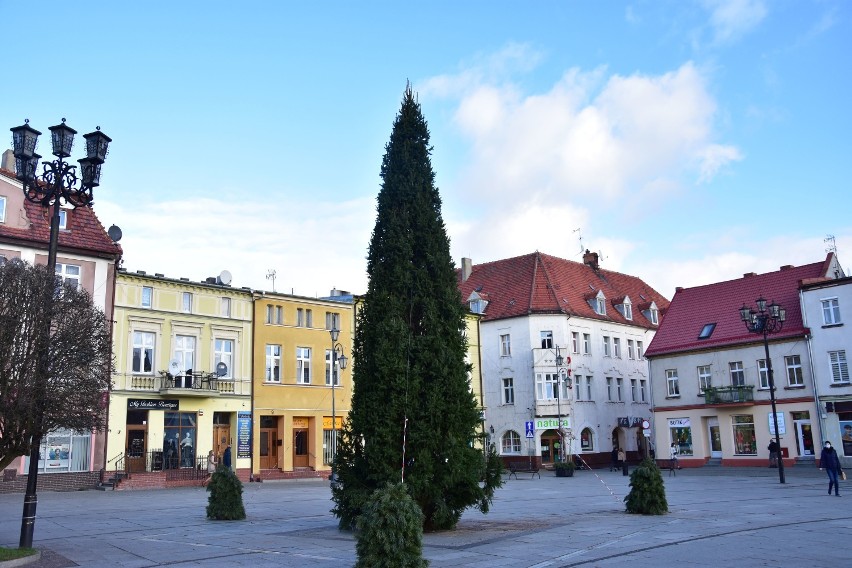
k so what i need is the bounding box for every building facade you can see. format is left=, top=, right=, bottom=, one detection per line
left=1, top=158, right=121, bottom=489
left=108, top=270, right=253, bottom=485
left=251, top=290, right=353, bottom=480
left=646, top=255, right=844, bottom=467
left=458, top=252, right=668, bottom=468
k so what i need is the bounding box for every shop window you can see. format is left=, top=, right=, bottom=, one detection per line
left=839, top=413, right=852, bottom=457
left=501, top=431, right=521, bottom=454
left=669, top=419, right=693, bottom=456
left=580, top=427, right=594, bottom=451
left=164, top=412, right=197, bottom=469
left=732, top=414, right=757, bottom=455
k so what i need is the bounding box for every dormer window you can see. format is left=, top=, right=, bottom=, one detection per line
left=0, top=195, right=6, bottom=223
left=59, top=209, right=68, bottom=229
left=616, top=296, right=633, bottom=320
left=642, top=301, right=659, bottom=325
left=595, top=291, right=606, bottom=315
left=467, top=291, right=488, bottom=314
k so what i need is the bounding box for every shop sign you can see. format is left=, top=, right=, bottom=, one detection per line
left=535, top=417, right=570, bottom=430
left=668, top=418, right=691, bottom=428
left=128, top=399, right=179, bottom=410
left=768, top=412, right=786, bottom=435
left=322, top=416, right=343, bottom=429
left=293, top=417, right=309, bottom=429
left=618, top=417, right=645, bottom=427
left=237, top=411, right=252, bottom=459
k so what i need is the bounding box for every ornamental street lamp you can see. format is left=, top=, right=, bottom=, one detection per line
left=553, top=345, right=572, bottom=463
left=739, top=297, right=787, bottom=484
left=328, top=325, right=348, bottom=486
left=10, top=118, right=112, bottom=548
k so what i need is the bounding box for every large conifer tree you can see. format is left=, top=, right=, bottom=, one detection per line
left=332, top=86, right=501, bottom=531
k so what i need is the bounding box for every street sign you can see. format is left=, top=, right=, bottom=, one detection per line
left=642, top=420, right=650, bottom=430
left=525, top=421, right=535, bottom=438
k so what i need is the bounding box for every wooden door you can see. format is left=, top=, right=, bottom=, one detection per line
left=293, top=429, right=309, bottom=468
left=126, top=427, right=147, bottom=473
left=259, top=428, right=277, bottom=469
left=213, top=425, right=230, bottom=461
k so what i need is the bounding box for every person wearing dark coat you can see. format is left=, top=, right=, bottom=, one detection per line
left=819, top=441, right=842, bottom=496
left=767, top=440, right=780, bottom=468
left=222, top=445, right=232, bottom=470
left=610, top=447, right=619, bottom=471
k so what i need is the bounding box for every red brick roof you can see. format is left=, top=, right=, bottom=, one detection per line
left=457, top=251, right=669, bottom=328
left=644, top=253, right=838, bottom=357
left=0, top=168, right=121, bottom=258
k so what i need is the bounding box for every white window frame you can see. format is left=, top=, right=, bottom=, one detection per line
left=0, top=195, right=6, bottom=223
left=174, top=335, right=196, bottom=374
left=571, top=332, right=579, bottom=353
left=729, top=361, right=745, bottom=387
left=220, top=298, right=231, bottom=318
left=602, top=336, right=611, bottom=357
left=650, top=308, right=659, bottom=325
left=501, top=431, right=522, bottom=454
left=606, top=377, right=613, bottom=401
left=325, top=311, right=340, bottom=331
left=265, top=344, right=281, bottom=383
left=502, top=377, right=515, bottom=405
left=58, top=209, right=67, bottom=229
left=630, top=378, right=637, bottom=402
left=822, top=298, right=841, bottom=325
left=306, top=309, right=313, bottom=328
left=583, top=333, right=591, bottom=355
left=757, top=359, right=769, bottom=389
left=214, top=339, right=234, bottom=378
left=296, top=347, right=311, bottom=384
left=829, top=350, right=849, bottom=384
left=596, top=294, right=607, bottom=315
left=540, top=330, right=553, bottom=349
left=55, top=263, right=80, bottom=290
left=640, top=379, right=647, bottom=402
left=627, top=339, right=635, bottom=360
left=698, top=365, right=712, bottom=393
left=785, top=355, right=804, bottom=387
left=266, top=305, right=273, bottom=324
left=616, top=377, right=623, bottom=401
left=535, top=372, right=559, bottom=401
left=276, top=306, right=283, bottom=325
left=141, top=286, right=153, bottom=308
left=666, top=369, right=680, bottom=397
left=132, top=331, right=155, bottom=374
left=182, top=292, right=192, bottom=314
left=325, top=349, right=341, bottom=386
left=623, top=301, right=632, bottom=320
left=637, top=341, right=644, bottom=358
left=297, top=308, right=304, bottom=327
left=613, top=337, right=621, bottom=358
left=585, top=376, right=593, bottom=401
left=500, top=334, right=511, bottom=357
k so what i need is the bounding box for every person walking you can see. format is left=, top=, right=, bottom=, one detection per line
left=610, top=447, right=619, bottom=471
left=669, top=443, right=679, bottom=471
left=819, top=441, right=843, bottom=496
left=767, top=440, right=780, bottom=468
left=222, top=444, right=232, bottom=471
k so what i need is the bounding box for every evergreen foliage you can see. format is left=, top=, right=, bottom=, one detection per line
left=624, top=458, right=668, bottom=515
left=355, top=483, right=429, bottom=568
left=332, top=85, right=503, bottom=531
left=206, top=467, right=246, bottom=520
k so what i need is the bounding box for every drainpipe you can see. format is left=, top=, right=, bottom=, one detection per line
left=800, top=288, right=827, bottom=446
left=102, top=253, right=121, bottom=482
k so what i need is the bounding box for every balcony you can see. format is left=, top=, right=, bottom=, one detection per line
left=115, top=372, right=250, bottom=397
left=703, top=385, right=754, bottom=406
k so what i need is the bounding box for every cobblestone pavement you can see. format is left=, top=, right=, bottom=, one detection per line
left=1, top=465, right=848, bottom=567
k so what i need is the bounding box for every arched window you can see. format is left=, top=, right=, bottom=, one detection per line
left=580, top=427, right=595, bottom=451
left=501, top=431, right=522, bottom=454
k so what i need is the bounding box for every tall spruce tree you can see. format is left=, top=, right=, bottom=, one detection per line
left=332, top=85, right=502, bottom=531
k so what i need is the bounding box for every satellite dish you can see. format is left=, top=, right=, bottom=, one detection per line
left=216, top=361, right=228, bottom=377
left=218, top=270, right=232, bottom=285
left=107, top=224, right=122, bottom=242
left=168, top=360, right=181, bottom=375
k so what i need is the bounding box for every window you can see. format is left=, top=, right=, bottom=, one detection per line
left=829, top=350, right=849, bottom=383
left=325, top=349, right=342, bottom=386
left=266, top=305, right=273, bottom=324
left=698, top=323, right=716, bottom=339
left=631, top=379, right=637, bottom=402
left=55, top=263, right=80, bottom=289
left=500, top=334, right=511, bottom=357
left=822, top=298, right=841, bottom=325
left=174, top=335, right=196, bottom=374
left=132, top=331, right=155, bottom=374
left=502, top=378, right=515, bottom=405
left=649, top=308, right=659, bottom=325
left=469, top=298, right=487, bottom=313
left=729, top=362, right=745, bottom=387
left=0, top=195, right=5, bottom=222
left=732, top=415, right=757, bottom=455
left=637, top=341, right=644, bottom=358
left=306, top=309, right=313, bottom=328
left=585, top=376, right=593, bottom=401
left=698, top=365, right=712, bottom=393
left=580, top=427, right=594, bottom=451
left=666, top=369, right=680, bottom=397
left=623, top=301, right=633, bottom=320
left=501, top=431, right=521, bottom=454
left=785, top=355, right=803, bottom=386
left=575, top=375, right=592, bottom=401
left=265, top=345, right=281, bottom=382
left=596, top=295, right=606, bottom=315
left=613, top=338, right=621, bottom=358
left=583, top=333, right=591, bottom=355
left=639, top=379, right=647, bottom=402
left=606, top=377, right=613, bottom=401
left=214, top=339, right=233, bottom=378
left=576, top=375, right=584, bottom=401
left=297, top=308, right=304, bottom=327
left=627, top=339, right=635, bottom=360
left=757, top=360, right=769, bottom=389
left=535, top=373, right=559, bottom=401
left=58, top=209, right=67, bottom=229
left=571, top=332, right=579, bottom=353
left=616, top=377, right=624, bottom=401
left=669, top=419, right=693, bottom=456
left=221, top=298, right=231, bottom=317
left=276, top=306, right=283, bottom=325
left=141, top=286, right=153, bottom=308
left=325, top=311, right=340, bottom=331
left=296, top=347, right=311, bottom=384
left=540, top=330, right=553, bottom=349
left=602, top=336, right=611, bottom=357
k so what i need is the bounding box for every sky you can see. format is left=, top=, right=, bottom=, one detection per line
left=3, top=0, right=850, bottom=300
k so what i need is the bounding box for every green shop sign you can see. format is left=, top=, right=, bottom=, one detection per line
left=534, top=418, right=570, bottom=430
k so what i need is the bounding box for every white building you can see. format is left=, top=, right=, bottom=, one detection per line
left=457, top=251, right=668, bottom=468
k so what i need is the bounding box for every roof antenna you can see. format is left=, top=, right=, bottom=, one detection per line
left=266, top=269, right=277, bottom=292
left=573, top=228, right=584, bottom=256
left=825, top=235, right=837, bottom=254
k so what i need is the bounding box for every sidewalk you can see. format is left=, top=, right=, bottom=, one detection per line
left=1, top=466, right=846, bottom=567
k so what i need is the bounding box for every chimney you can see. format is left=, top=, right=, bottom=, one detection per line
left=743, top=272, right=757, bottom=278
left=779, top=265, right=793, bottom=271
left=461, top=257, right=473, bottom=282
left=1, top=149, right=15, bottom=172
left=583, top=249, right=599, bottom=270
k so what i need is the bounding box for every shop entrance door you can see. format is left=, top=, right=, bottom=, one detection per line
left=213, top=425, right=230, bottom=461
left=541, top=430, right=560, bottom=464
left=795, top=420, right=814, bottom=456
left=126, top=428, right=147, bottom=473
left=708, top=417, right=722, bottom=458
left=259, top=428, right=278, bottom=469
left=293, top=429, right=309, bottom=468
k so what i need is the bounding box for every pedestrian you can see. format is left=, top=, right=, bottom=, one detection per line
left=610, top=447, right=619, bottom=471
left=767, top=440, right=780, bottom=468
left=819, top=441, right=843, bottom=496
left=207, top=450, right=217, bottom=474
left=669, top=442, right=679, bottom=471
left=223, top=444, right=232, bottom=470
left=617, top=448, right=626, bottom=468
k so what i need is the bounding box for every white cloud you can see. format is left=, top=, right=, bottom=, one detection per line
left=702, top=0, right=767, bottom=45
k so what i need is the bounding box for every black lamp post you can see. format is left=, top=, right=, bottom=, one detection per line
left=554, top=346, right=572, bottom=462
left=739, top=297, right=786, bottom=484
left=328, top=326, right=348, bottom=486
left=10, top=118, right=111, bottom=548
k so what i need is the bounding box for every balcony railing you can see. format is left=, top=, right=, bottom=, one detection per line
left=704, top=385, right=754, bottom=405
left=113, top=372, right=250, bottom=396
left=125, top=449, right=210, bottom=479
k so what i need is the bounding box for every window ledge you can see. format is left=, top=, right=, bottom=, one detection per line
left=783, top=385, right=806, bottom=390
left=830, top=382, right=851, bottom=388
left=822, top=323, right=843, bottom=328
left=666, top=395, right=681, bottom=400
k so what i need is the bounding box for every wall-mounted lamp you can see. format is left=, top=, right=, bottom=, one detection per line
left=198, top=409, right=204, bottom=417
left=489, top=425, right=495, bottom=434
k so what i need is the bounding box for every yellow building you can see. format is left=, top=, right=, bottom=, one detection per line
left=251, top=291, right=353, bottom=479
left=108, top=270, right=253, bottom=485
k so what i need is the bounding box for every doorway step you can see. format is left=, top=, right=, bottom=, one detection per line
left=793, top=456, right=816, bottom=467
left=704, top=458, right=722, bottom=467
left=96, top=471, right=127, bottom=491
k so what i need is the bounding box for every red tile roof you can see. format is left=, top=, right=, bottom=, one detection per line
left=457, top=251, right=669, bottom=328
left=0, top=168, right=121, bottom=258
left=644, top=253, right=838, bottom=357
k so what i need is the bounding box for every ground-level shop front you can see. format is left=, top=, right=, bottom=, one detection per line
left=251, top=412, right=342, bottom=480
left=653, top=400, right=819, bottom=467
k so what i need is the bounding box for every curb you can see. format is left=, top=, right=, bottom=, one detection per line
left=0, top=550, right=41, bottom=568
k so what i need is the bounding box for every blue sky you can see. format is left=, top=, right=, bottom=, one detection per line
left=3, top=0, right=850, bottom=299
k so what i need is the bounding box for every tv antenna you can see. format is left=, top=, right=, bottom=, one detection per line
left=825, top=235, right=837, bottom=254
left=266, top=269, right=277, bottom=292
left=573, top=228, right=584, bottom=255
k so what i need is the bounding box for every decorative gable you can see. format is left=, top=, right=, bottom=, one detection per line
left=467, top=290, right=488, bottom=314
